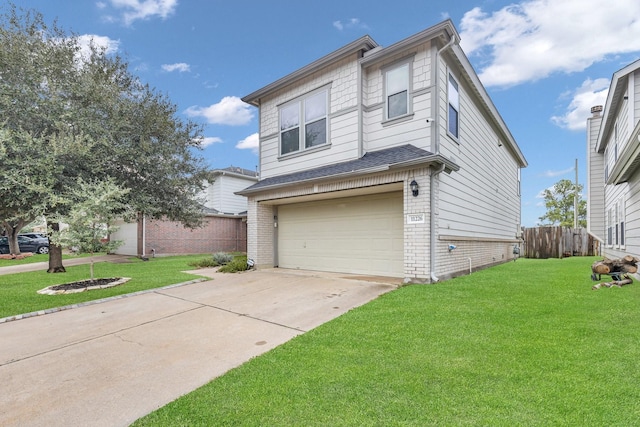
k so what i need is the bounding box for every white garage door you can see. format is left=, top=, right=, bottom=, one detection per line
left=277, top=192, right=404, bottom=277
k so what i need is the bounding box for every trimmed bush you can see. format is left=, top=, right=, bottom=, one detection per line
left=212, top=252, right=234, bottom=265
left=218, top=255, right=249, bottom=273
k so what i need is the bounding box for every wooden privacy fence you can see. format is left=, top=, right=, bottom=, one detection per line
left=522, top=226, right=600, bottom=259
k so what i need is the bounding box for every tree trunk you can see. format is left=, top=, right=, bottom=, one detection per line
left=3, top=219, right=28, bottom=255
left=47, top=222, right=66, bottom=273
left=592, top=276, right=634, bottom=290
left=591, top=256, right=639, bottom=276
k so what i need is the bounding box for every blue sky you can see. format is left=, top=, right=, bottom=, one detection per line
left=12, top=0, right=640, bottom=226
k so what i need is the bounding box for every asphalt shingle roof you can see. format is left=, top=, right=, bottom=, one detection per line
left=240, top=144, right=435, bottom=194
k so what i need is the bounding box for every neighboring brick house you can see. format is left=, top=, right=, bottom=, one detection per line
left=111, top=167, right=257, bottom=256
left=587, top=58, right=640, bottom=260
left=238, top=20, right=527, bottom=283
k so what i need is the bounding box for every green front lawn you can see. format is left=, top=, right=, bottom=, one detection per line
left=0, top=252, right=92, bottom=267
left=133, top=256, right=640, bottom=426
left=0, top=254, right=210, bottom=318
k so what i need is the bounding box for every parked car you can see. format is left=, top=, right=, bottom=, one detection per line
left=0, top=235, right=49, bottom=254
left=19, top=232, right=48, bottom=241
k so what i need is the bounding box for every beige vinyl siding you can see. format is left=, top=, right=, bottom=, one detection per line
left=362, top=43, right=434, bottom=153
left=258, top=55, right=361, bottom=179
left=363, top=90, right=433, bottom=152
left=437, top=59, right=520, bottom=239
left=625, top=171, right=640, bottom=257
left=259, top=109, right=360, bottom=179
left=277, top=192, right=404, bottom=277
left=587, top=115, right=605, bottom=239
left=635, top=70, right=640, bottom=121
left=616, top=86, right=632, bottom=154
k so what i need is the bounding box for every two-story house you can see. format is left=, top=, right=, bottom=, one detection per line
left=587, top=58, right=640, bottom=260
left=239, top=20, right=527, bottom=283
left=112, top=166, right=257, bottom=256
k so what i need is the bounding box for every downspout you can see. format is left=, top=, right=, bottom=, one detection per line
left=430, top=163, right=446, bottom=282
left=430, top=32, right=457, bottom=283
left=357, top=51, right=364, bottom=158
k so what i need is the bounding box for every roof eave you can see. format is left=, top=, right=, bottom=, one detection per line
left=241, top=35, right=378, bottom=106
left=236, top=154, right=459, bottom=196
left=596, top=59, right=640, bottom=152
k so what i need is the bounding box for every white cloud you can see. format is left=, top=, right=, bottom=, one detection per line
left=104, top=0, right=178, bottom=25
left=161, top=62, right=190, bottom=73
left=459, top=0, right=640, bottom=87
left=185, top=96, right=254, bottom=126
left=541, top=166, right=574, bottom=178
left=69, top=34, right=119, bottom=64
left=198, top=137, right=222, bottom=148
left=550, top=78, right=609, bottom=131
left=333, top=18, right=368, bottom=31
left=236, top=133, right=259, bottom=154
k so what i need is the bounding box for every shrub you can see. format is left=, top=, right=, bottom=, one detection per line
left=212, top=252, right=234, bottom=265
left=188, top=257, right=219, bottom=268
left=218, top=255, right=249, bottom=273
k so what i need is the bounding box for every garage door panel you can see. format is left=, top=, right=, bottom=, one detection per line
left=278, top=192, right=403, bottom=277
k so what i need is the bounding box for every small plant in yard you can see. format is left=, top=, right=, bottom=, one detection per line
left=188, top=252, right=234, bottom=268
left=212, top=252, right=234, bottom=265
left=217, top=255, right=249, bottom=273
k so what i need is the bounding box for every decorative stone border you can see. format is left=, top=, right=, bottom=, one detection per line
left=37, top=277, right=131, bottom=295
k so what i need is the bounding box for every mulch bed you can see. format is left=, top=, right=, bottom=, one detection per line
left=38, top=277, right=130, bottom=295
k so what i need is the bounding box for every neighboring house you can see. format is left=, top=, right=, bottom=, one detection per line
left=111, top=166, right=258, bottom=256
left=587, top=58, right=640, bottom=260
left=238, top=20, right=527, bottom=283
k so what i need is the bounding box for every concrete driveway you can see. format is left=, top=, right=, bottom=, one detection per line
left=0, top=267, right=398, bottom=427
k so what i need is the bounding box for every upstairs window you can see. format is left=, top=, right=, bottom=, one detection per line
left=619, top=197, right=626, bottom=247
left=385, top=62, right=410, bottom=120
left=606, top=208, right=612, bottom=246
left=280, top=89, right=328, bottom=156
left=448, top=73, right=459, bottom=139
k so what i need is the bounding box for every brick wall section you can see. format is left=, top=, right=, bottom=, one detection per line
left=246, top=198, right=274, bottom=268
left=404, top=167, right=431, bottom=281
left=435, top=238, right=516, bottom=281
left=144, top=216, right=246, bottom=256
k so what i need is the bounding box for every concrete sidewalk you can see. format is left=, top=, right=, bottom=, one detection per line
left=0, top=254, right=131, bottom=275
left=0, top=267, right=398, bottom=426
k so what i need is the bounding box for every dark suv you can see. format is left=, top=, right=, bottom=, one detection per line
left=0, top=235, right=49, bottom=254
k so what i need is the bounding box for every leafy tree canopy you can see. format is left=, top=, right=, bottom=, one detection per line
left=0, top=4, right=213, bottom=269
left=538, top=179, right=587, bottom=228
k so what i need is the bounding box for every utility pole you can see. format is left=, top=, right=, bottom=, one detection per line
left=574, top=158, right=578, bottom=228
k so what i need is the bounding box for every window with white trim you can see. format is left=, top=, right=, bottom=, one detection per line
left=615, top=202, right=619, bottom=246
left=619, top=197, right=626, bottom=247
left=606, top=208, right=612, bottom=246
left=384, top=62, right=410, bottom=120
left=279, top=89, right=328, bottom=155
left=448, top=73, right=459, bottom=138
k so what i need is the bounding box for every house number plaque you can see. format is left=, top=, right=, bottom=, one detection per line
left=406, top=213, right=425, bottom=224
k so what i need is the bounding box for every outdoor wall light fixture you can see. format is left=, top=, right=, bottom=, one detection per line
left=410, top=180, right=419, bottom=197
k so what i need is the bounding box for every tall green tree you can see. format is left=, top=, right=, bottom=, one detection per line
left=0, top=4, right=212, bottom=271
left=538, top=179, right=587, bottom=227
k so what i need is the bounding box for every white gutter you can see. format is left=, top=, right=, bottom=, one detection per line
left=430, top=33, right=457, bottom=283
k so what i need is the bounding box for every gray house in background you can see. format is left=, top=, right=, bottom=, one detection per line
left=239, top=19, right=527, bottom=283
left=587, top=59, right=640, bottom=260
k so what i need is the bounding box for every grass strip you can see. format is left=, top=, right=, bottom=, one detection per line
left=0, top=254, right=210, bottom=319
left=133, top=256, right=640, bottom=426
